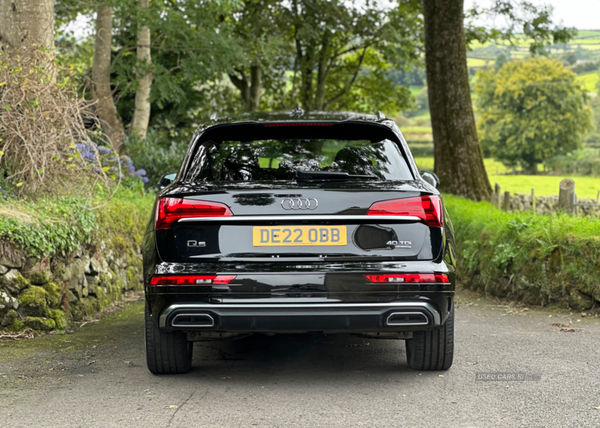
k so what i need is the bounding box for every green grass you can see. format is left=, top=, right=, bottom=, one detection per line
left=576, top=72, right=600, bottom=93
left=400, top=126, right=432, bottom=134
left=409, top=86, right=425, bottom=95
left=0, top=187, right=154, bottom=258
left=413, top=157, right=509, bottom=175
left=574, top=31, right=600, bottom=38
left=445, top=194, right=600, bottom=310
left=467, top=58, right=488, bottom=67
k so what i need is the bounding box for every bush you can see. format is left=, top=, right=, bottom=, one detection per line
left=446, top=195, right=600, bottom=310
left=406, top=142, right=434, bottom=157
left=571, top=61, right=599, bottom=75
left=126, top=133, right=187, bottom=188
left=0, top=188, right=154, bottom=259
left=0, top=48, right=110, bottom=197
left=544, top=148, right=600, bottom=176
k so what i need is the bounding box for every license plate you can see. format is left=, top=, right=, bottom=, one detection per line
left=252, top=226, right=347, bottom=246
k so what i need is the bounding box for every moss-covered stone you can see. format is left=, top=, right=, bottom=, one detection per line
left=69, top=296, right=99, bottom=322
left=1, top=309, right=20, bottom=329
left=46, top=308, right=67, bottom=330
left=26, top=267, right=52, bottom=286
left=42, top=282, right=62, bottom=308
left=126, top=266, right=141, bottom=291
left=0, top=270, right=30, bottom=294
left=18, top=285, right=49, bottom=316
left=23, top=316, right=56, bottom=331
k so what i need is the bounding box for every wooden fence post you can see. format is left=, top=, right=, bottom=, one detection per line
left=494, top=183, right=501, bottom=208
left=502, top=191, right=511, bottom=211
left=531, top=188, right=536, bottom=214
left=558, top=179, right=575, bottom=214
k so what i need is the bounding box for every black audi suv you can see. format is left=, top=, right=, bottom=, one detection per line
left=143, top=111, right=456, bottom=374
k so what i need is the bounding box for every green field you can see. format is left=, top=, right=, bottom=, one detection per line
left=414, top=157, right=509, bottom=175
left=577, top=72, right=600, bottom=92
left=467, top=58, right=488, bottom=67
left=414, top=157, right=600, bottom=198
left=401, top=126, right=432, bottom=134
left=490, top=175, right=600, bottom=199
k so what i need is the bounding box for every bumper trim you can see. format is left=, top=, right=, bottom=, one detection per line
left=159, top=301, right=441, bottom=331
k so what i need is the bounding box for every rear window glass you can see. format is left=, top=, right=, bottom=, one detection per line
left=186, top=138, right=413, bottom=183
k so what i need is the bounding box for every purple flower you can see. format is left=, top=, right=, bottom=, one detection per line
left=134, top=169, right=147, bottom=176
left=142, top=177, right=149, bottom=183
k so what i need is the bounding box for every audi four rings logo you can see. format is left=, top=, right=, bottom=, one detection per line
left=281, top=198, right=319, bottom=210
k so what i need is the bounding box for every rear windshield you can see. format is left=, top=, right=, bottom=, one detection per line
left=185, top=138, right=413, bottom=183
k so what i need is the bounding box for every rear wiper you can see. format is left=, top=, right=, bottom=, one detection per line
left=295, top=170, right=376, bottom=183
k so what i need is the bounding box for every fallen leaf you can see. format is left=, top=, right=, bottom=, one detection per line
left=221, top=376, right=231, bottom=380
left=594, top=406, right=600, bottom=410
left=163, top=405, right=178, bottom=409
left=560, top=328, right=582, bottom=333
left=451, top=402, right=457, bottom=404
left=552, top=323, right=570, bottom=327
left=438, top=375, right=444, bottom=377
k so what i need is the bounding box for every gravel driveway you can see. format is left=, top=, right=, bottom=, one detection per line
left=1, top=291, right=599, bottom=428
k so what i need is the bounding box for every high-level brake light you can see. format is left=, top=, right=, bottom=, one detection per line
left=263, top=123, right=333, bottom=127
left=367, top=196, right=443, bottom=227
left=155, top=198, right=232, bottom=229
left=149, top=275, right=236, bottom=286
left=364, top=274, right=449, bottom=283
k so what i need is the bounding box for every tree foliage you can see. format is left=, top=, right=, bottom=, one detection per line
left=475, top=58, right=592, bottom=173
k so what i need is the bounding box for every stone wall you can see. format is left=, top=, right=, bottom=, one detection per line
left=0, top=240, right=142, bottom=332
left=492, top=193, right=600, bottom=217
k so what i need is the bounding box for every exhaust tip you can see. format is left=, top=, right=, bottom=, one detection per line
left=172, top=313, right=215, bottom=328
left=386, top=312, right=429, bottom=326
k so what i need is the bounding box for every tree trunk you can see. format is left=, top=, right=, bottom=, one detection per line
left=297, top=39, right=315, bottom=111
left=0, top=0, right=54, bottom=52
left=92, top=5, right=126, bottom=154
left=130, top=0, right=153, bottom=140
left=314, top=32, right=330, bottom=111
left=422, top=0, right=491, bottom=201
left=248, top=65, right=262, bottom=112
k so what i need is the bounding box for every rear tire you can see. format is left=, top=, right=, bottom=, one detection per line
left=406, top=307, right=454, bottom=370
left=145, top=308, right=193, bottom=374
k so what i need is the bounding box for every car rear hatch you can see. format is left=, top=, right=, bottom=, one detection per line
left=154, top=120, right=444, bottom=263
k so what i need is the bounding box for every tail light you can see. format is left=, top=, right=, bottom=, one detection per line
left=367, top=196, right=443, bottom=227
left=155, top=198, right=232, bottom=229
left=364, top=273, right=449, bottom=283
left=149, top=275, right=236, bottom=286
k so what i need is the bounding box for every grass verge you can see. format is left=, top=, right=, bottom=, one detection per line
left=445, top=194, right=600, bottom=310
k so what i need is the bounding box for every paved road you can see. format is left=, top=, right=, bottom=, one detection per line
left=0, top=291, right=599, bottom=428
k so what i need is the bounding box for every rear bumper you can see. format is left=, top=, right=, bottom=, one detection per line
left=158, top=300, right=443, bottom=333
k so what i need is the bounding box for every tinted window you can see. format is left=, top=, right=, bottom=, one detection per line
left=186, top=138, right=413, bottom=183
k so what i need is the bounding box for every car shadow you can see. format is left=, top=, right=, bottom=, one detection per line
left=181, top=332, right=425, bottom=384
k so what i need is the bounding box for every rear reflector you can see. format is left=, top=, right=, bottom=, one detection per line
left=149, top=275, right=236, bottom=286
left=367, top=196, right=443, bottom=227
left=364, top=274, right=449, bottom=283
left=155, top=198, right=232, bottom=229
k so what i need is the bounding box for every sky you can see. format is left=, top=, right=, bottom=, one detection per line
left=464, top=0, right=600, bottom=30
left=65, top=0, right=600, bottom=37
